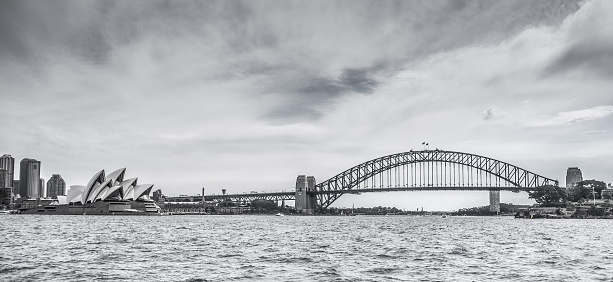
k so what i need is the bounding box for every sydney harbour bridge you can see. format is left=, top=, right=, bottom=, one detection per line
left=180, top=150, right=558, bottom=214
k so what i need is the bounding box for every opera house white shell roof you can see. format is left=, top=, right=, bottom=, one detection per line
left=68, top=168, right=154, bottom=205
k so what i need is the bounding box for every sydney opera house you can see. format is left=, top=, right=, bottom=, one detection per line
left=24, top=168, right=160, bottom=214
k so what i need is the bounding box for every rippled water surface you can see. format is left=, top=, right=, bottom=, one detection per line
left=2, top=215, right=613, bottom=281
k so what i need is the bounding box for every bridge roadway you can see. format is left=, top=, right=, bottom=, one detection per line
left=166, top=191, right=294, bottom=203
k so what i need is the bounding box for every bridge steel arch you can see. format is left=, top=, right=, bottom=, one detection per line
left=314, top=150, right=558, bottom=212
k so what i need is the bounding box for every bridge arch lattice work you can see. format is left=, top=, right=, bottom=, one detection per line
left=314, top=150, right=558, bottom=211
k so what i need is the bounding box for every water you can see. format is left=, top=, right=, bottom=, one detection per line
left=1, top=215, right=613, bottom=281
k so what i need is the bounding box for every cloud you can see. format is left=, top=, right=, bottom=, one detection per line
left=4, top=0, right=613, bottom=210
left=581, top=130, right=608, bottom=135
left=530, top=106, right=613, bottom=127
left=542, top=1, right=613, bottom=78
left=544, top=42, right=613, bottom=78
left=481, top=107, right=499, bottom=121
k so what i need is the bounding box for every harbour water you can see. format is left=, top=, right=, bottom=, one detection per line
left=2, top=215, right=613, bottom=281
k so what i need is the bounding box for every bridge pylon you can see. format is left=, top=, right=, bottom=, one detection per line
left=295, top=175, right=317, bottom=214
left=489, top=190, right=500, bottom=212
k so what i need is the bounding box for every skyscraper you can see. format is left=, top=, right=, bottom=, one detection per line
left=566, top=167, right=583, bottom=189
left=19, top=158, right=41, bottom=198
left=0, top=169, right=6, bottom=188
left=0, top=154, right=15, bottom=189
left=39, top=178, right=46, bottom=198
left=46, top=174, right=66, bottom=199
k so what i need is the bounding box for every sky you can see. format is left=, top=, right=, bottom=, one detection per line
left=2, top=0, right=612, bottom=211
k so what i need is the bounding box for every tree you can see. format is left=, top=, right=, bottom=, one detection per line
left=0, top=188, right=11, bottom=207
left=250, top=199, right=279, bottom=213
left=528, top=185, right=567, bottom=206
left=568, top=180, right=607, bottom=201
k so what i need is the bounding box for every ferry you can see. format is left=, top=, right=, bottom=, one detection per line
left=0, top=209, right=17, bottom=214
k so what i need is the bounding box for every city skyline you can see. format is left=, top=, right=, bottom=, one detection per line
left=1, top=0, right=612, bottom=210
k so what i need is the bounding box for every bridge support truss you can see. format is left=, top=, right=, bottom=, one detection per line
left=311, top=150, right=558, bottom=213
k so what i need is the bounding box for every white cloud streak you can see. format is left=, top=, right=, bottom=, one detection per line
left=530, top=106, right=613, bottom=127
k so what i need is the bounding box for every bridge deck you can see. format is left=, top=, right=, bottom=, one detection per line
left=191, top=186, right=528, bottom=202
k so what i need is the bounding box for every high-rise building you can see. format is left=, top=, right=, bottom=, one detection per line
left=46, top=174, right=66, bottom=199
left=0, top=154, right=15, bottom=189
left=19, top=158, right=41, bottom=198
left=0, top=169, right=6, bottom=188
left=39, top=178, right=46, bottom=198
left=566, top=167, right=583, bottom=189
left=12, top=180, right=19, bottom=193
left=0, top=169, right=7, bottom=205
left=152, top=189, right=163, bottom=202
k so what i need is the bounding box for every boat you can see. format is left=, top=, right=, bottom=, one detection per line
left=275, top=213, right=284, bottom=216
left=0, top=209, right=18, bottom=214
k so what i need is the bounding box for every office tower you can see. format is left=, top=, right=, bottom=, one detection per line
left=19, top=158, right=41, bottom=198
left=0, top=170, right=7, bottom=205
left=12, top=180, right=19, bottom=194
left=566, top=167, right=583, bottom=189
left=46, top=174, right=66, bottom=199
left=39, top=178, right=46, bottom=198
left=0, top=170, right=5, bottom=188
left=152, top=189, right=163, bottom=202
left=0, top=154, right=15, bottom=189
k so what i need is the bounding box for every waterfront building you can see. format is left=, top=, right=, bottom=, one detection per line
left=0, top=169, right=5, bottom=188
left=39, top=178, right=46, bottom=198
left=152, top=189, right=163, bottom=202
left=46, top=174, right=66, bottom=199
left=0, top=187, right=11, bottom=206
left=0, top=154, right=14, bottom=189
left=602, top=183, right=613, bottom=200
left=565, top=167, right=583, bottom=189
left=19, top=158, right=41, bottom=198
left=69, top=168, right=155, bottom=206
left=21, top=168, right=159, bottom=214
left=12, top=180, right=19, bottom=194
left=0, top=170, right=7, bottom=206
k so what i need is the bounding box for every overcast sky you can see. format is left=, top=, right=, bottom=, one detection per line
left=2, top=0, right=612, bottom=210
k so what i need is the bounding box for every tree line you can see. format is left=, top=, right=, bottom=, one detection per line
left=528, top=180, right=609, bottom=206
